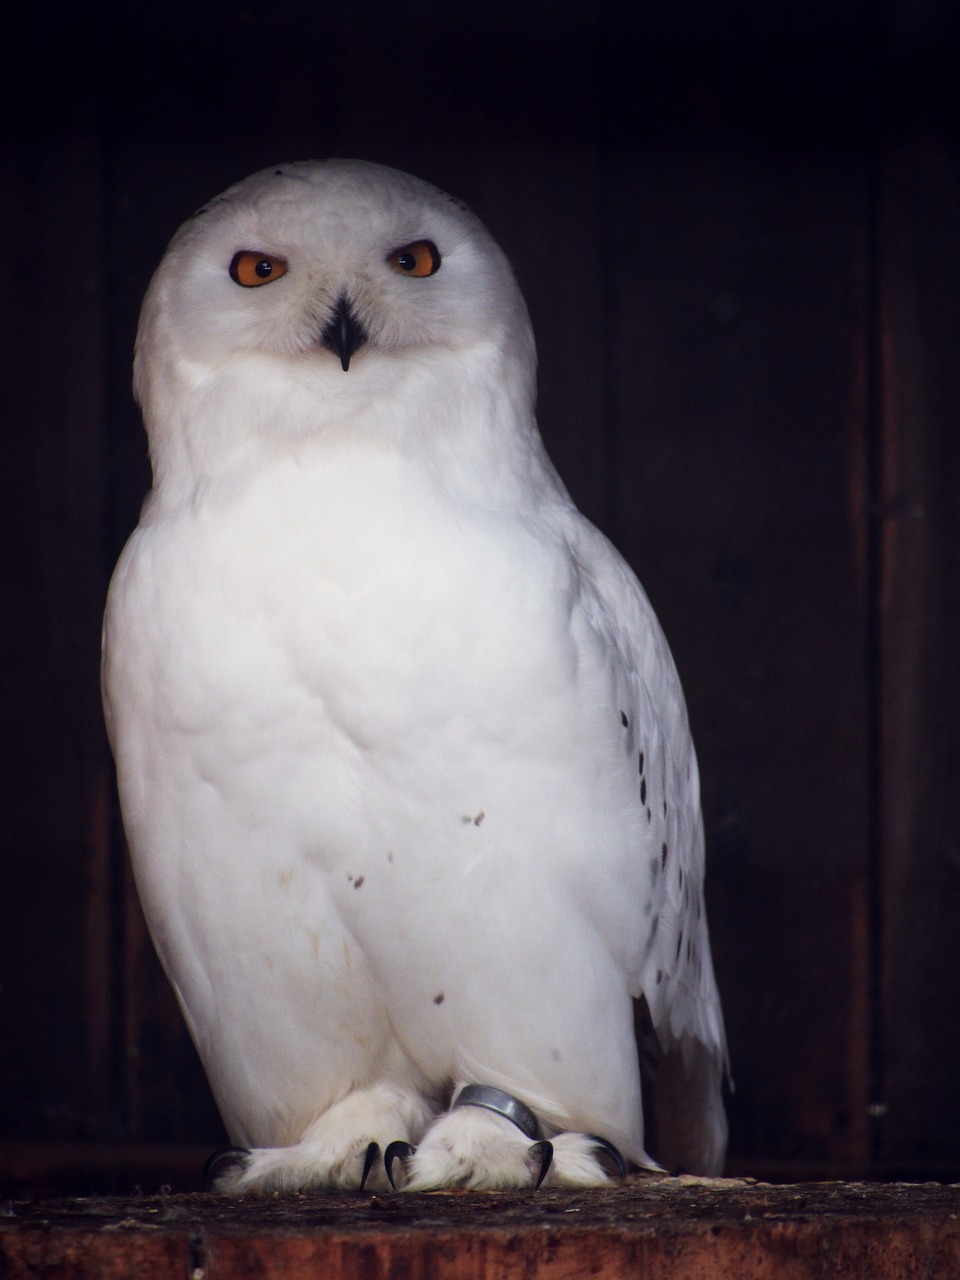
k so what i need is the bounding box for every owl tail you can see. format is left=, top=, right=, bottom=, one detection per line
left=646, top=1033, right=729, bottom=1176
left=635, top=995, right=728, bottom=1176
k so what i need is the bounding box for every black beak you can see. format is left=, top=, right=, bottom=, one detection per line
left=322, top=295, right=367, bottom=372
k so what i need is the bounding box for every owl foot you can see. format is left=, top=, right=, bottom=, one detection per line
left=541, top=1131, right=627, bottom=1186
left=203, top=1145, right=251, bottom=1191
left=396, top=1106, right=551, bottom=1190
left=206, top=1083, right=432, bottom=1193
left=391, top=1087, right=626, bottom=1190
left=206, top=1136, right=387, bottom=1193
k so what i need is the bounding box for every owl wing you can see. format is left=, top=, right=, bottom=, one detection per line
left=560, top=505, right=729, bottom=1174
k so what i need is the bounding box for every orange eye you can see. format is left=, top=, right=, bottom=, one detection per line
left=387, top=240, right=441, bottom=278
left=229, top=251, right=288, bottom=287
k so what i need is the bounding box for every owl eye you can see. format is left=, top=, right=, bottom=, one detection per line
left=387, top=240, right=441, bottom=278
left=230, top=251, right=288, bottom=287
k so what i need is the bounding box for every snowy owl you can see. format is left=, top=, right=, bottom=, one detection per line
left=102, top=159, right=728, bottom=1192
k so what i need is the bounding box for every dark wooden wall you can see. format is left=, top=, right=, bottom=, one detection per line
left=2, top=0, right=957, bottom=1180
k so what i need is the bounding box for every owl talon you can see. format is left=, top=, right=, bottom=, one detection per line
left=530, top=1139, right=554, bottom=1188
left=203, top=1144, right=251, bottom=1191
left=586, top=1134, right=627, bottom=1180
left=360, top=1140, right=381, bottom=1191
left=384, top=1140, right=416, bottom=1190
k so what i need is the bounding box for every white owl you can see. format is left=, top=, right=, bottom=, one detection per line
left=102, top=160, right=728, bottom=1192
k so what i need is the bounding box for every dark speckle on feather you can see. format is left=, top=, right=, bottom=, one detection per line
left=638, top=752, right=644, bottom=775
left=640, top=777, right=647, bottom=804
left=662, top=842, right=668, bottom=868
left=676, top=930, right=683, bottom=961
left=353, top=876, right=365, bottom=890
left=433, top=992, right=445, bottom=1005
left=620, top=710, right=628, bottom=728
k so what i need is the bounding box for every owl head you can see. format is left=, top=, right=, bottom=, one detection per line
left=133, top=161, right=539, bottom=496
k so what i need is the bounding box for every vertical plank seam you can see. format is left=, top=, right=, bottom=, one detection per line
left=99, top=2, right=132, bottom=1138
left=863, top=6, right=887, bottom=1165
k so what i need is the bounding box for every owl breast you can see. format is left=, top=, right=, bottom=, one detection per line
left=104, top=433, right=652, bottom=1154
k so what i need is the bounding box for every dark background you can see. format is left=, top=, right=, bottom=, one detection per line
left=1, top=0, right=958, bottom=1186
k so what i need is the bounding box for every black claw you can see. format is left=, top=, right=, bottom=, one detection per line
left=203, top=1145, right=251, bottom=1191
left=360, top=1141, right=381, bottom=1191
left=586, top=1134, right=628, bottom=1181
left=384, top=1140, right=416, bottom=1191
left=530, top=1139, right=554, bottom=1188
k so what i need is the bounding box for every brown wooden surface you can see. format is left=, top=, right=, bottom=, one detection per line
left=2, top=0, right=958, bottom=1183
left=2, top=1180, right=960, bottom=1279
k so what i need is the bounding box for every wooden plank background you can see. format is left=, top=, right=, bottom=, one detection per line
left=1, top=0, right=957, bottom=1181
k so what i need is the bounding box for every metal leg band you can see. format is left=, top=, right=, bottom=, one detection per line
left=452, top=1084, right=543, bottom=1140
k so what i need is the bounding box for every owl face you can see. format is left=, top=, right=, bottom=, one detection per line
left=133, top=161, right=541, bottom=502
left=136, top=160, right=529, bottom=383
